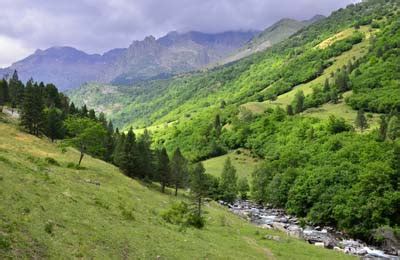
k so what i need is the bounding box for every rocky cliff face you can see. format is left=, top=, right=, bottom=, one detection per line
left=0, top=31, right=259, bottom=90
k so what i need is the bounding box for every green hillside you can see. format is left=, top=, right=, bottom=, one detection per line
left=0, top=117, right=354, bottom=259
left=68, top=0, right=400, bottom=248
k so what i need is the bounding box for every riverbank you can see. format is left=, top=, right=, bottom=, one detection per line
left=220, top=200, right=399, bottom=259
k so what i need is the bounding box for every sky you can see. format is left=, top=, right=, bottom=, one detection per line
left=0, top=0, right=360, bottom=68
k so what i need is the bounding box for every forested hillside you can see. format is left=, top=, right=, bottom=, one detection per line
left=72, top=0, right=400, bottom=247
left=2, top=0, right=400, bottom=257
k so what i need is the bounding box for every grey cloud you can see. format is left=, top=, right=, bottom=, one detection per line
left=0, top=0, right=359, bottom=67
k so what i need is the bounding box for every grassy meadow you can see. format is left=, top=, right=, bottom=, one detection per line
left=0, top=117, right=354, bottom=259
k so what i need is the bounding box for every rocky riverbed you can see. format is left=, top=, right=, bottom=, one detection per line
left=220, top=200, right=399, bottom=259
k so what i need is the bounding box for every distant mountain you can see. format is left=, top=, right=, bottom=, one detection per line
left=0, top=31, right=259, bottom=90
left=214, top=15, right=325, bottom=66
left=0, top=47, right=120, bottom=91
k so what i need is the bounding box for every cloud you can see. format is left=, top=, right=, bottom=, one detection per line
left=0, top=36, right=33, bottom=68
left=0, top=0, right=360, bottom=67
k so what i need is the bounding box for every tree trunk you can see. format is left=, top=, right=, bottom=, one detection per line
left=197, top=197, right=202, bottom=217
left=161, top=181, right=165, bottom=193
left=78, top=152, right=84, bottom=166
left=175, top=185, right=178, bottom=196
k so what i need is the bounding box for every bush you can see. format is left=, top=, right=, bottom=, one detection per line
left=161, top=201, right=205, bottom=229
left=44, top=221, right=54, bottom=234
left=45, top=157, right=60, bottom=166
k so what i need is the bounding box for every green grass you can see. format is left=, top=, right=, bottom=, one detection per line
left=0, top=120, right=355, bottom=259
left=241, top=26, right=373, bottom=115
left=203, top=149, right=261, bottom=180
left=303, top=92, right=381, bottom=131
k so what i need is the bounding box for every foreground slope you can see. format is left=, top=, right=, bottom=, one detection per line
left=0, top=118, right=352, bottom=259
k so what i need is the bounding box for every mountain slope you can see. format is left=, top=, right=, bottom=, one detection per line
left=0, top=31, right=259, bottom=90
left=0, top=117, right=352, bottom=259
left=214, top=15, right=325, bottom=66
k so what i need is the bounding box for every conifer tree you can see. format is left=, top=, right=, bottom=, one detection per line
left=120, top=128, right=138, bottom=178
left=137, top=129, right=154, bottom=179
left=44, top=107, right=65, bottom=142
left=21, top=80, right=44, bottom=135
left=330, top=88, right=339, bottom=104
left=0, top=79, right=9, bottom=106
left=219, top=157, right=238, bottom=203
left=104, top=121, right=115, bottom=162
left=170, top=148, right=188, bottom=196
left=8, top=70, right=24, bottom=109
left=80, top=105, right=88, bottom=117
left=214, top=114, right=222, bottom=137
left=355, top=109, right=368, bottom=132
left=98, top=112, right=107, bottom=127
left=190, top=162, right=208, bottom=218
left=286, top=105, right=294, bottom=116
left=69, top=102, right=77, bottom=115
left=88, top=109, right=96, bottom=121
left=157, top=147, right=170, bottom=193
left=323, top=78, right=330, bottom=93
left=387, top=116, right=400, bottom=142
left=293, top=90, right=305, bottom=114
left=113, top=132, right=126, bottom=167
left=43, top=83, right=61, bottom=108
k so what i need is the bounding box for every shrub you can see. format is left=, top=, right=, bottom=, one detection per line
left=161, top=201, right=205, bottom=229
left=44, top=221, right=54, bottom=234
left=45, top=157, right=60, bottom=166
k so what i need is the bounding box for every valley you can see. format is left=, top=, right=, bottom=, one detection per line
left=1, top=0, right=400, bottom=259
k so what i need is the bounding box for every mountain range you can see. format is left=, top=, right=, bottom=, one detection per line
left=0, top=15, right=324, bottom=90
left=0, top=31, right=258, bottom=90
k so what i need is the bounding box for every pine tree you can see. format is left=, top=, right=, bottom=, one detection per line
left=44, top=107, right=65, bottom=142
left=335, top=71, right=350, bottom=92
left=104, top=121, right=115, bottom=162
left=8, top=70, right=24, bottom=108
left=0, top=79, right=9, bottom=106
left=214, top=114, right=222, bottom=137
left=190, top=162, right=207, bottom=218
left=387, top=116, right=400, bottom=142
left=157, top=147, right=170, bottom=193
left=286, top=105, right=294, bottom=116
left=170, top=148, right=188, bottom=196
left=88, top=109, right=96, bottom=120
left=120, top=128, right=138, bottom=178
left=8, top=70, right=24, bottom=109
left=330, top=88, right=339, bottom=104
left=69, top=102, right=77, bottom=115
left=355, top=109, right=368, bottom=132
left=293, top=90, right=305, bottom=114
left=323, top=78, right=330, bottom=93
left=137, top=129, right=153, bottom=179
left=98, top=112, right=107, bottom=127
left=113, top=132, right=125, bottom=166
left=80, top=105, right=88, bottom=117
left=219, top=157, right=238, bottom=203
left=20, top=80, right=44, bottom=135
left=43, top=83, right=61, bottom=108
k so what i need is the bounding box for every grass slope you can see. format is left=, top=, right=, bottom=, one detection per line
left=0, top=118, right=353, bottom=259
left=203, top=149, right=261, bottom=180
left=241, top=26, right=379, bottom=127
